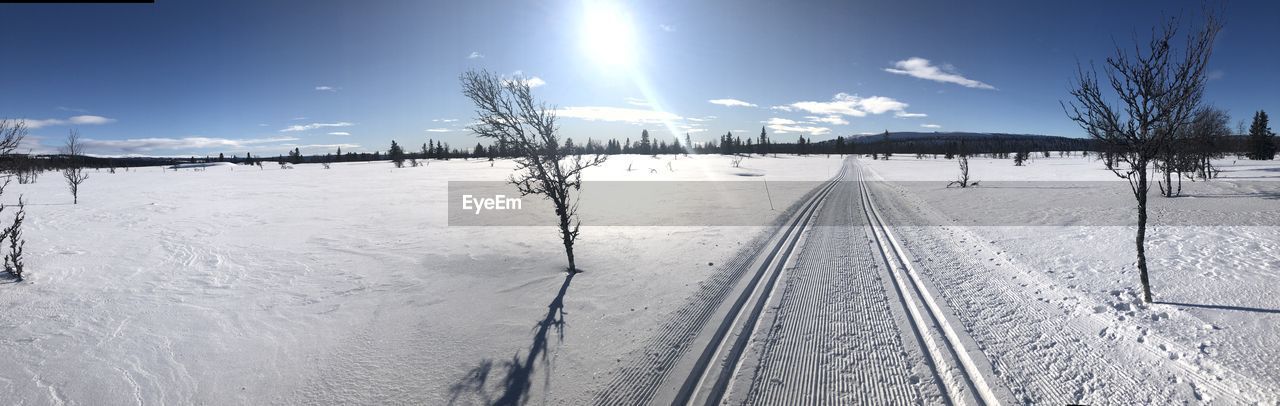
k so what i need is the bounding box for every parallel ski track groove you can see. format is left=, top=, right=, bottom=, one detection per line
left=856, top=163, right=1001, bottom=406
left=679, top=167, right=846, bottom=405
left=592, top=163, right=843, bottom=405
left=741, top=164, right=923, bottom=405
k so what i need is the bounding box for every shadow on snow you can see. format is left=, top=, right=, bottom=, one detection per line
left=1157, top=300, right=1280, bottom=314
left=448, top=270, right=577, bottom=405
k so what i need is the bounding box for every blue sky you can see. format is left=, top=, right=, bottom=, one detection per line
left=2, top=0, right=1277, bottom=157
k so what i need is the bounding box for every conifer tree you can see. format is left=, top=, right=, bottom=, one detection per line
left=389, top=140, right=405, bottom=167
left=1247, top=110, right=1276, bottom=160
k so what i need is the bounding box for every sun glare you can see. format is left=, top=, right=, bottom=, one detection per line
left=581, top=0, right=637, bottom=67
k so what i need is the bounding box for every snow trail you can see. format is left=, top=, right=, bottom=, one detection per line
left=737, top=164, right=927, bottom=405
left=593, top=162, right=844, bottom=405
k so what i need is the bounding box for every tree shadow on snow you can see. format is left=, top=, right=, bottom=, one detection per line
left=448, top=270, right=577, bottom=405
left=1156, top=301, right=1280, bottom=314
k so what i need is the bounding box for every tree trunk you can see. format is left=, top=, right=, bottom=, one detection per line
left=555, top=200, right=577, bottom=273
left=1135, top=170, right=1153, bottom=303
left=1162, top=168, right=1173, bottom=197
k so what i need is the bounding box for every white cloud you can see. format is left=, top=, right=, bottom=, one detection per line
left=921, top=123, right=942, bottom=129
left=768, top=124, right=831, bottom=135
left=624, top=97, right=651, bottom=107
left=468, top=51, right=484, bottom=59
left=507, top=71, right=546, bottom=88
left=806, top=115, right=849, bottom=125
left=19, top=115, right=117, bottom=129
left=296, top=143, right=360, bottom=150
left=658, top=24, right=676, bottom=32
left=432, top=118, right=459, bottom=123
left=69, top=115, right=116, bottom=125
left=81, top=136, right=298, bottom=154
left=280, top=122, right=354, bottom=132
left=315, top=86, right=339, bottom=92
left=708, top=98, right=757, bottom=107
left=764, top=117, right=829, bottom=135
left=786, top=93, right=911, bottom=118
left=327, top=132, right=351, bottom=136
left=884, top=57, right=995, bottom=89
left=556, top=106, right=682, bottom=124
left=770, top=105, right=794, bottom=112
left=894, top=111, right=928, bottom=118
left=425, top=128, right=453, bottom=133
left=57, top=106, right=89, bottom=113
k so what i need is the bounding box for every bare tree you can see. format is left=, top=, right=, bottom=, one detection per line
left=947, top=154, right=976, bottom=188
left=0, top=120, right=24, bottom=154
left=62, top=130, right=91, bottom=204
left=461, top=70, right=606, bottom=272
left=0, top=120, right=29, bottom=280
left=1185, top=106, right=1230, bottom=180
left=1063, top=13, right=1220, bottom=303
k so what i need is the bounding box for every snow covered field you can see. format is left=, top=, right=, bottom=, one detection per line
left=861, top=155, right=1280, bottom=403
left=2, top=153, right=1278, bottom=404
left=0, top=154, right=837, bottom=404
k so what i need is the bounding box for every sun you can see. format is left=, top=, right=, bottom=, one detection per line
left=581, top=0, right=637, bottom=67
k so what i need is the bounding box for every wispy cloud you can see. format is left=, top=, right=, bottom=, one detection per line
left=786, top=93, right=914, bottom=118
left=658, top=24, right=676, bottom=32
left=770, top=105, right=794, bottom=112
left=556, top=106, right=683, bottom=124
left=424, top=128, right=453, bottom=133
left=894, top=112, right=927, bottom=118
left=432, top=118, right=459, bottom=123
left=769, top=124, right=830, bottom=135
left=327, top=131, right=350, bottom=136
left=884, top=57, right=995, bottom=89
left=764, top=117, right=829, bottom=135
left=921, top=123, right=942, bottom=129
left=280, top=122, right=354, bottom=132
left=806, top=115, right=849, bottom=125
left=20, top=115, right=117, bottom=129
left=468, top=51, right=485, bottom=59
left=57, top=106, right=90, bottom=113
left=624, top=97, right=651, bottom=107
left=82, top=136, right=298, bottom=154
left=1207, top=69, right=1225, bottom=81
left=708, top=98, right=757, bottom=107
left=315, top=85, right=339, bottom=92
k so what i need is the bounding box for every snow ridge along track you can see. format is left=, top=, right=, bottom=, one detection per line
left=671, top=162, right=848, bottom=405
left=855, top=162, right=1002, bottom=406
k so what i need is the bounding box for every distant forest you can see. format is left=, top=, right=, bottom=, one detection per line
left=0, top=130, right=1267, bottom=170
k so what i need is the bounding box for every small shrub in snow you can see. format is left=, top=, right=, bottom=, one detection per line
left=2, top=196, right=25, bottom=281
left=1013, top=150, right=1029, bottom=166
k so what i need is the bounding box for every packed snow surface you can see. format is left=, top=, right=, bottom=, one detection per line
left=1, top=153, right=1277, bottom=404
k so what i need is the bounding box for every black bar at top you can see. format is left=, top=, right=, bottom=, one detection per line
left=1, top=0, right=154, bottom=3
